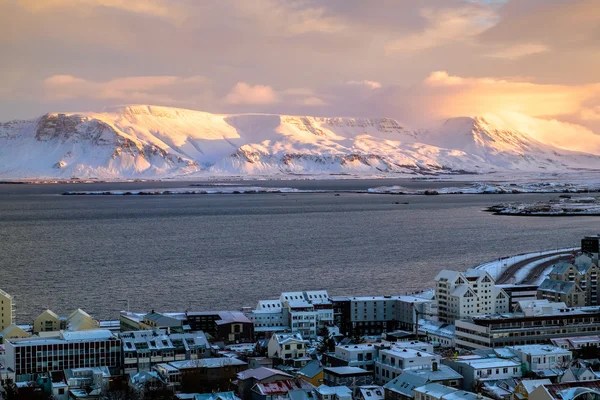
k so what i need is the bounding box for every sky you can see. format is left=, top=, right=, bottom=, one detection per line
left=1, top=0, right=599, bottom=137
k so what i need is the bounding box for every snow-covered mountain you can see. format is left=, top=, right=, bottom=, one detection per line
left=0, top=105, right=599, bottom=179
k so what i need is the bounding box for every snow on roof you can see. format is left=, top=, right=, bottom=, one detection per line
left=403, top=365, right=463, bottom=382
left=384, top=374, right=428, bottom=396
left=538, top=279, right=578, bottom=294
left=254, top=379, right=310, bottom=395
left=509, top=344, right=571, bottom=356
left=453, top=357, right=520, bottom=369
left=169, top=358, right=246, bottom=369
left=61, top=329, right=114, bottom=341
left=324, top=366, right=370, bottom=376
left=519, top=379, right=552, bottom=394
left=414, top=383, right=457, bottom=397
left=317, top=385, right=352, bottom=396
left=237, top=367, right=292, bottom=381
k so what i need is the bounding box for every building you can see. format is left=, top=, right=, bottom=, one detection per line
left=331, top=295, right=435, bottom=338
left=235, top=367, right=292, bottom=400
left=375, top=345, right=441, bottom=384
left=508, top=345, right=572, bottom=373
left=496, top=284, right=539, bottom=311
left=155, top=358, right=247, bottom=394
left=358, top=385, right=384, bottom=400
left=435, top=269, right=509, bottom=323
left=0, top=288, right=15, bottom=331
left=119, top=329, right=210, bottom=375
left=323, top=367, right=373, bottom=398
left=298, top=360, right=325, bottom=387
left=186, top=311, right=254, bottom=344
left=536, top=279, right=585, bottom=307
left=455, top=301, right=600, bottom=350
left=267, top=332, right=309, bottom=367
left=417, top=320, right=456, bottom=348
left=139, top=311, right=187, bottom=332
left=551, top=335, right=600, bottom=350
left=329, top=343, right=377, bottom=371
left=64, top=366, right=111, bottom=390
left=248, top=300, right=289, bottom=338
left=4, top=329, right=122, bottom=382
left=442, top=356, right=522, bottom=391
left=0, top=324, right=31, bottom=343
left=33, top=310, right=61, bottom=334
left=252, top=379, right=315, bottom=400
left=316, top=385, right=353, bottom=400
left=539, top=254, right=600, bottom=306
left=529, top=380, right=600, bottom=400
left=413, top=383, right=492, bottom=400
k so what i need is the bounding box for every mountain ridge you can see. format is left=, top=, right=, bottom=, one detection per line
left=1, top=105, right=599, bottom=179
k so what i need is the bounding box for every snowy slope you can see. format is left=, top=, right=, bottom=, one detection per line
left=1, top=105, right=600, bottom=179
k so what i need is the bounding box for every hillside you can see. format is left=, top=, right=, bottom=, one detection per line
left=0, top=105, right=599, bottom=179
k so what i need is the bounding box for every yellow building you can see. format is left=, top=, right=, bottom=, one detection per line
left=297, top=360, right=324, bottom=386
left=33, top=309, right=61, bottom=334
left=66, top=308, right=99, bottom=331
left=0, top=288, right=15, bottom=331
left=0, top=324, right=31, bottom=343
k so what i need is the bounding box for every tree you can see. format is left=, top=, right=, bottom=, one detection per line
left=317, top=326, right=335, bottom=354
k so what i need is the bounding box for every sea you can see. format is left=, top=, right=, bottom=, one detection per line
left=1, top=178, right=599, bottom=323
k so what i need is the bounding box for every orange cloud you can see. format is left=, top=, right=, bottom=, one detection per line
left=224, top=83, right=278, bottom=105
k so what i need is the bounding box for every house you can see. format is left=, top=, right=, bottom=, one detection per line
left=329, top=343, right=377, bottom=371
left=163, top=358, right=247, bottom=394
left=384, top=373, right=428, bottom=400
left=267, top=333, right=309, bottom=367
left=139, top=311, right=186, bottom=332
left=323, top=367, right=373, bottom=397
left=375, top=345, right=441, bottom=384
left=528, top=380, right=600, bottom=400
left=559, top=366, right=598, bottom=383
left=508, top=345, right=572, bottom=373
left=417, top=320, right=455, bottom=348
left=252, top=379, right=315, bottom=400
left=413, top=383, right=492, bottom=400
left=176, top=391, right=240, bottom=400
left=512, top=379, right=551, bottom=400
left=235, top=367, right=292, bottom=400
left=0, top=288, right=14, bottom=331
left=442, top=355, right=522, bottom=391
left=187, top=311, right=254, bottom=344
left=33, top=309, right=61, bottom=333
left=64, top=366, right=111, bottom=390
left=0, top=324, right=31, bottom=343
left=298, top=360, right=324, bottom=387
left=316, top=385, right=353, bottom=400
left=435, top=269, right=509, bottom=323
left=358, top=385, right=384, bottom=400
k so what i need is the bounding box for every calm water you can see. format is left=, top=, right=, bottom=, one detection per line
left=1, top=179, right=599, bottom=323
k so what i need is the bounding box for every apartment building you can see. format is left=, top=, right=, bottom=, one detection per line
left=455, top=300, right=600, bottom=350
left=0, top=288, right=15, bottom=331
left=538, top=254, right=599, bottom=306
left=186, top=311, right=254, bottom=344
left=4, top=329, right=122, bottom=382
left=442, top=356, right=522, bottom=391
left=332, top=295, right=435, bottom=337
left=435, top=269, right=509, bottom=323
left=119, top=329, right=210, bottom=375
left=330, top=343, right=377, bottom=371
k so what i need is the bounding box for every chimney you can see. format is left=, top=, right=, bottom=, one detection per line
left=432, top=362, right=438, bottom=372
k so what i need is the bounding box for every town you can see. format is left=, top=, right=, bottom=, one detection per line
left=3, top=236, right=600, bottom=399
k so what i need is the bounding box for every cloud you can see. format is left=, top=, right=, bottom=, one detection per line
left=42, top=75, right=210, bottom=104
left=224, top=83, right=278, bottom=105
left=486, top=43, right=550, bottom=59
left=385, top=6, right=497, bottom=54
left=346, top=80, right=382, bottom=89
left=17, top=0, right=180, bottom=21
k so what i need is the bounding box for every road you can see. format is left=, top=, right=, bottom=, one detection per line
left=495, top=250, right=576, bottom=284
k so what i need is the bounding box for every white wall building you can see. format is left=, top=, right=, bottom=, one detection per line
left=508, top=345, right=572, bottom=372
left=267, top=332, right=307, bottom=360
left=442, top=356, right=522, bottom=391
left=375, top=345, right=441, bottom=384
left=334, top=344, right=377, bottom=371
left=435, top=269, right=509, bottom=323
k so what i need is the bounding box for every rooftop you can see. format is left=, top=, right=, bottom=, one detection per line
left=324, top=366, right=371, bottom=376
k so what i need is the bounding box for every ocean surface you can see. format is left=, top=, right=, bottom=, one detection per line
left=1, top=179, right=599, bottom=323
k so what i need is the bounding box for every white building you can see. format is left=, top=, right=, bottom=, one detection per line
left=0, top=288, right=15, bottom=331
left=508, top=345, right=572, bottom=372
left=435, top=269, right=509, bottom=323
left=413, top=383, right=492, bottom=400
left=333, top=344, right=377, bottom=371
left=442, top=356, right=522, bottom=391
left=247, top=291, right=333, bottom=338
left=375, top=345, right=441, bottom=384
